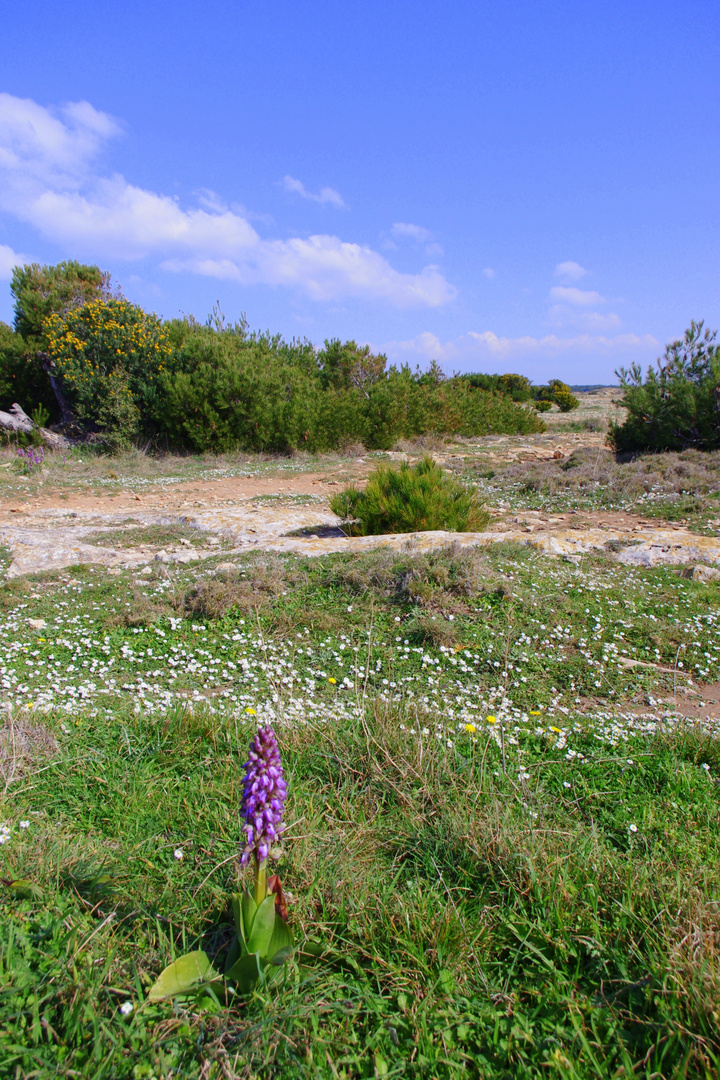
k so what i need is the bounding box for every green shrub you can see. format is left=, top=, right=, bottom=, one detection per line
left=43, top=298, right=173, bottom=445
left=330, top=455, right=490, bottom=534
left=610, top=321, right=720, bottom=452
left=0, top=322, right=57, bottom=417
left=535, top=379, right=580, bottom=412
left=458, top=371, right=534, bottom=401
left=155, top=324, right=322, bottom=453
left=534, top=398, right=553, bottom=412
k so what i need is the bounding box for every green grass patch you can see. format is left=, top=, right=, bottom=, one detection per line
left=1, top=543, right=720, bottom=1076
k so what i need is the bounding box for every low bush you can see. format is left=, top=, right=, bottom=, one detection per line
left=330, top=455, right=490, bottom=534
left=535, top=378, right=580, bottom=412
left=611, top=321, right=720, bottom=452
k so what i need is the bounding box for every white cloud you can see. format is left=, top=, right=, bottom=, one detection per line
left=482, top=267, right=496, bottom=279
left=554, top=260, right=589, bottom=282
left=0, top=243, right=31, bottom=279
left=162, top=243, right=453, bottom=306
left=281, top=175, right=346, bottom=208
left=548, top=306, right=622, bottom=332
left=0, top=93, right=455, bottom=308
left=391, top=222, right=433, bottom=242
left=382, top=328, right=659, bottom=381
left=549, top=285, right=607, bottom=307
left=0, top=92, right=121, bottom=184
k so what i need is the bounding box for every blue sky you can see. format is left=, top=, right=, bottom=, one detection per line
left=0, top=0, right=718, bottom=383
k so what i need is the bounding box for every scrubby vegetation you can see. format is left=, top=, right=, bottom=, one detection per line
left=0, top=262, right=546, bottom=452
left=464, top=445, right=720, bottom=532
left=461, top=372, right=580, bottom=412
left=611, top=321, right=720, bottom=452
left=330, top=455, right=490, bottom=534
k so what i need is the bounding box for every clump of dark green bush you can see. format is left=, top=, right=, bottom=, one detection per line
left=611, top=321, right=720, bottom=452
left=461, top=372, right=580, bottom=412
left=0, top=261, right=545, bottom=451
left=534, top=378, right=580, bottom=412
left=330, top=455, right=490, bottom=534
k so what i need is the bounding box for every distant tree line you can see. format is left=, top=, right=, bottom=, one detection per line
left=0, top=261, right=589, bottom=452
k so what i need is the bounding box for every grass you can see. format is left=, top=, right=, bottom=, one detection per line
left=1, top=700, right=719, bottom=1078
left=1, top=442, right=720, bottom=1076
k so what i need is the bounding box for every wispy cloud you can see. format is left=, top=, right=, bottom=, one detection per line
left=382, top=328, right=658, bottom=381
left=391, top=222, right=432, bottom=242
left=391, top=221, right=444, bottom=258
left=281, top=175, right=346, bottom=208
left=0, top=94, right=455, bottom=309
left=482, top=267, right=496, bottom=279
left=549, top=285, right=606, bottom=307
left=554, top=260, right=589, bottom=282
left=0, top=243, right=31, bottom=279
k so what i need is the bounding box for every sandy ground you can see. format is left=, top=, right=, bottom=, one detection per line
left=0, top=390, right=717, bottom=578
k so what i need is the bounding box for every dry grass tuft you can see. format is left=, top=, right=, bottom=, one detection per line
left=480, top=446, right=720, bottom=500
left=186, top=555, right=300, bottom=620
left=102, top=584, right=178, bottom=628
left=325, top=543, right=500, bottom=612
left=664, top=896, right=720, bottom=1030
left=0, top=716, right=58, bottom=789
left=394, top=433, right=448, bottom=453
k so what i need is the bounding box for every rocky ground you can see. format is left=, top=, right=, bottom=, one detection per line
left=0, top=390, right=718, bottom=582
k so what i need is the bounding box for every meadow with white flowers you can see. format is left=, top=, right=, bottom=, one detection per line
left=1, top=446, right=720, bottom=1079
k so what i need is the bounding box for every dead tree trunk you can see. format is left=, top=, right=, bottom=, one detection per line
left=38, top=351, right=76, bottom=427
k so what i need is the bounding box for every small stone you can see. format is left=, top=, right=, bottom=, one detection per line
left=138, top=565, right=152, bottom=576
left=208, top=537, right=221, bottom=546
left=683, top=564, right=720, bottom=583
left=215, top=562, right=236, bottom=572
left=107, top=567, right=123, bottom=576
left=27, top=618, right=46, bottom=631
left=154, top=551, right=172, bottom=564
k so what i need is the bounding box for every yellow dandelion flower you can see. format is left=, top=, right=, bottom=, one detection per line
left=486, top=714, right=497, bottom=724
left=464, top=723, right=477, bottom=734
left=328, top=677, right=337, bottom=684
left=244, top=706, right=256, bottom=715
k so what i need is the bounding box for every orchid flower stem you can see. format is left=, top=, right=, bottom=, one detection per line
left=254, top=857, right=268, bottom=907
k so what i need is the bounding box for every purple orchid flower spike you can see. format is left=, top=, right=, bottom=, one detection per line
left=240, top=726, right=287, bottom=904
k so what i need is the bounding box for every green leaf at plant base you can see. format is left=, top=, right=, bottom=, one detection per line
left=224, top=933, right=241, bottom=975
left=224, top=951, right=263, bottom=995
left=246, top=894, right=278, bottom=955
left=7, top=879, right=44, bottom=901
left=235, top=890, right=258, bottom=947
left=266, top=912, right=294, bottom=964
left=147, top=950, right=220, bottom=1002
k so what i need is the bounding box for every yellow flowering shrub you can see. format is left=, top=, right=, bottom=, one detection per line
left=43, top=299, right=173, bottom=444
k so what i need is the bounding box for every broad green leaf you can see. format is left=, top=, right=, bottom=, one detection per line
left=8, top=879, right=44, bottom=901
left=266, top=915, right=293, bottom=965
left=147, top=950, right=219, bottom=1002
left=232, top=891, right=255, bottom=942
left=246, top=894, right=277, bottom=956
left=225, top=951, right=263, bottom=995
left=224, top=933, right=242, bottom=975
left=267, top=944, right=293, bottom=967
left=240, top=890, right=258, bottom=944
